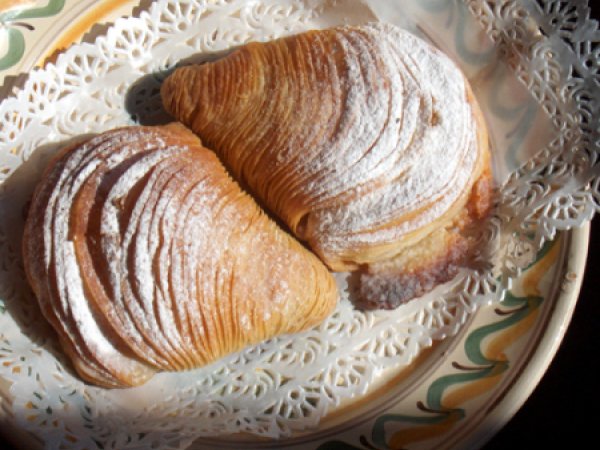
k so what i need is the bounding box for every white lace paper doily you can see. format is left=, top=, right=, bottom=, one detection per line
left=0, top=1, right=598, bottom=449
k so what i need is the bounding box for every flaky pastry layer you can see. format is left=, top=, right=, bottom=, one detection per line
left=23, top=123, right=337, bottom=387
left=162, top=24, right=493, bottom=307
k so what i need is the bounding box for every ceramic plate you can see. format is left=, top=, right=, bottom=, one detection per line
left=0, top=1, right=593, bottom=449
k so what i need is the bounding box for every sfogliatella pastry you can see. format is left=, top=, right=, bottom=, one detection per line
left=22, top=123, right=337, bottom=388
left=161, top=23, right=493, bottom=309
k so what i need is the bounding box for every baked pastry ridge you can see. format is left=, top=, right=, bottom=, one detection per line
left=22, top=123, right=338, bottom=387
left=161, top=23, right=493, bottom=309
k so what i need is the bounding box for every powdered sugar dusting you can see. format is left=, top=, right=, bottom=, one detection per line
left=302, top=24, right=480, bottom=259
left=24, top=124, right=336, bottom=386
left=164, top=23, right=482, bottom=270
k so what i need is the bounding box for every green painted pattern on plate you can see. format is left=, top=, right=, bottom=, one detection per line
left=0, top=0, right=65, bottom=71
left=0, top=27, right=25, bottom=70
left=0, top=0, right=65, bottom=22
left=319, top=238, right=556, bottom=449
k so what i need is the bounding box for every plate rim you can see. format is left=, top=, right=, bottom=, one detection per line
left=0, top=1, right=593, bottom=449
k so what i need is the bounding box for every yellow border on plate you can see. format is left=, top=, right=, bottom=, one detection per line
left=38, top=0, right=126, bottom=66
left=0, top=2, right=591, bottom=450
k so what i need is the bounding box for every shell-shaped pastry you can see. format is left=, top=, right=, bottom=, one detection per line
left=161, top=23, right=492, bottom=307
left=161, top=24, right=490, bottom=270
left=22, top=123, right=337, bottom=387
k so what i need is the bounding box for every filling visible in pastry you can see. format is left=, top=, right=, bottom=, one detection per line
left=161, top=23, right=493, bottom=310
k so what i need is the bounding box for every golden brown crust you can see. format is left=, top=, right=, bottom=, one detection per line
left=161, top=24, right=494, bottom=308
left=22, top=123, right=338, bottom=387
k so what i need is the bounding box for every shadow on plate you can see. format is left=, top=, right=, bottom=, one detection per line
left=125, top=47, right=238, bottom=125
left=0, top=135, right=92, bottom=379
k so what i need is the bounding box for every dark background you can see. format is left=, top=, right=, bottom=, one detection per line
left=481, top=220, right=599, bottom=449
left=1, top=3, right=599, bottom=450
left=481, top=2, right=600, bottom=448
